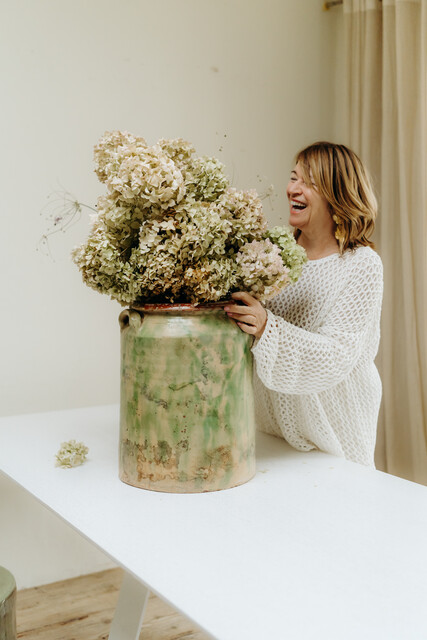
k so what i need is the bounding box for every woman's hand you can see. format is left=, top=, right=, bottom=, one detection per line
left=224, top=292, right=267, bottom=339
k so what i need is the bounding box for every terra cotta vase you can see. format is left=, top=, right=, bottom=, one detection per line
left=118, top=303, right=256, bottom=493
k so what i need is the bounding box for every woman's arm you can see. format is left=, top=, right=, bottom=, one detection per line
left=229, top=252, right=383, bottom=395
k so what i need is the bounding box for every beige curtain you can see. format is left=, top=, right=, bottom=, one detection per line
left=344, top=0, right=427, bottom=484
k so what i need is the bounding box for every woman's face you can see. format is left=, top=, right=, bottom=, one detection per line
left=286, top=162, right=332, bottom=234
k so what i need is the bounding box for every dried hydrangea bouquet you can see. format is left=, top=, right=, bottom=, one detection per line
left=73, top=131, right=306, bottom=493
left=72, top=131, right=306, bottom=304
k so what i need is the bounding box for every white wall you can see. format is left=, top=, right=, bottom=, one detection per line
left=0, top=0, right=344, bottom=588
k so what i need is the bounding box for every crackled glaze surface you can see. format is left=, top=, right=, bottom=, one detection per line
left=119, top=306, right=256, bottom=492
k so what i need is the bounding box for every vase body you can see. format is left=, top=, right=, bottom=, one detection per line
left=119, top=304, right=256, bottom=493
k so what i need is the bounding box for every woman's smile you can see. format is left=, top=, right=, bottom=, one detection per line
left=289, top=198, right=307, bottom=213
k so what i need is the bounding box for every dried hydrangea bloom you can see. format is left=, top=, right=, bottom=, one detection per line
left=131, top=246, right=183, bottom=303
left=138, top=200, right=232, bottom=269
left=266, top=225, right=307, bottom=282
left=158, top=137, right=196, bottom=169
left=218, top=188, right=267, bottom=246
left=72, top=225, right=144, bottom=304
left=94, top=130, right=147, bottom=183
left=55, top=440, right=89, bottom=468
left=184, top=156, right=229, bottom=202
left=235, top=239, right=289, bottom=300
left=182, top=258, right=238, bottom=302
left=173, top=200, right=233, bottom=261
left=96, top=194, right=148, bottom=252
left=139, top=215, right=179, bottom=254
left=106, top=145, right=186, bottom=209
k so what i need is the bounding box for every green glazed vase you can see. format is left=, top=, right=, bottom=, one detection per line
left=118, top=303, right=256, bottom=493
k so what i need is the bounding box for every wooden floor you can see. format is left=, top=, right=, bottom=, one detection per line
left=16, top=568, right=210, bottom=640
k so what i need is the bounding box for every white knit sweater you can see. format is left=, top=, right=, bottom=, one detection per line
left=252, top=246, right=383, bottom=467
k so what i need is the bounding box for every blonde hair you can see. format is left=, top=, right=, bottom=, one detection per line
left=295, top=142, right=378, bottom=253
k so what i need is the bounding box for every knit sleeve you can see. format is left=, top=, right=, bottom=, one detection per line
left=252, top=252, right=383, bottom=394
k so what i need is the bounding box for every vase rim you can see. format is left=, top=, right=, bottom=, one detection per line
left=130, top=300, right=232, bottom=313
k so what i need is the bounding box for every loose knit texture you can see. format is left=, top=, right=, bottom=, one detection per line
left=252, top=246, right=383, bottom=467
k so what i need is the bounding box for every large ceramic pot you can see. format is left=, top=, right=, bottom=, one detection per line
left=118, top=303, right=256, bottom=493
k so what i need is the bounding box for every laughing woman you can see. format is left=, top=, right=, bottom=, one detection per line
left=225, top=142, right=383, bottom=467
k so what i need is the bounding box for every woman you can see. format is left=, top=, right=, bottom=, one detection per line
left=224, top=142, right=383, bottom=467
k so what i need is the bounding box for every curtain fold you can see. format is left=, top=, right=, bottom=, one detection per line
left=344, top=0, right=427, bottom=483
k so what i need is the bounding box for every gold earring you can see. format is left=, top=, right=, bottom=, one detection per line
left=333, top=215, right=345, bottom=242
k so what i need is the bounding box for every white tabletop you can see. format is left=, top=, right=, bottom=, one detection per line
left=0, top=404, right=426, bottom=640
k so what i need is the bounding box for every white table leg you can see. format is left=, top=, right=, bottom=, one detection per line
left=108, top=571, right=150, bottom=640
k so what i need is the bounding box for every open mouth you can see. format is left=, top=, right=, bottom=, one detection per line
left=290, top=199, right=307, bottom=211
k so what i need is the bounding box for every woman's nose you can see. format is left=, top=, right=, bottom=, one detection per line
left=287, top=181, right=301, bottom=197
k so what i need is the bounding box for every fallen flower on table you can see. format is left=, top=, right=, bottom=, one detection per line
left=55, top=440, right=89, bottom=468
